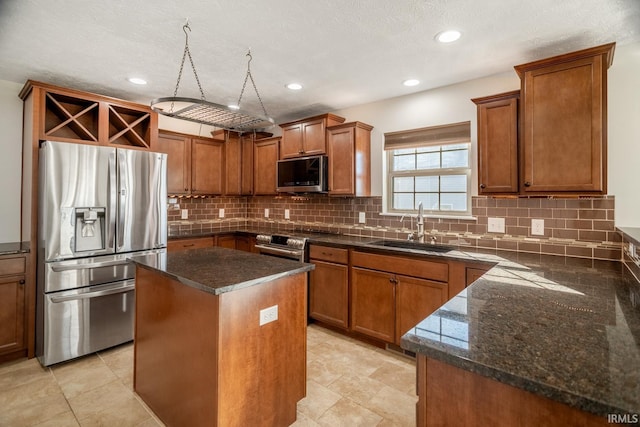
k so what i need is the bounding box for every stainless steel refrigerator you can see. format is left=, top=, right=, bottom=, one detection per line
left=37, top=141, right=167, bottom=366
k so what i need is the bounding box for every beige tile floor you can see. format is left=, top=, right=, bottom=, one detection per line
left=0, top=324, right=417, bottom=426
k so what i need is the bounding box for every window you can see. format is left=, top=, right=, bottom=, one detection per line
left=384, top=122, right=471, bottom=216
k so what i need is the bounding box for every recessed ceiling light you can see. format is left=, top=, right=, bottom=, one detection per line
left=403, top=79, right=420, bottom=87
left=127, top=77, right=147, bottom=85
left=286, top=83, right=303, bottom=90
left=228, top=104, right=240, bottom=110
left=435, top=30, right=461, bottom=43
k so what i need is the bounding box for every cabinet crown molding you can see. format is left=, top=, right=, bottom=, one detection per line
left=514, top=42, right=615, bottom=78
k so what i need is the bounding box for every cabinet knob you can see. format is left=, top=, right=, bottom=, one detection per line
left=480, top=184, right=486, bottom=189
left=299, top=150, right=304, bottom=154
left=19, top=279, right=25, bottom=285
left=524, top=181, right=531, bottom=187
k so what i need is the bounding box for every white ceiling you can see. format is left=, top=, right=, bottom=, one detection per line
left=0, top=0, right=639, bottom=123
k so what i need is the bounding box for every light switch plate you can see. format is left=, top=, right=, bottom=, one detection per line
left=284, top=209, right=290, bottom=220
left=531, top=219, right=544, bottom=236
left=487, top=217, right=505, bottom=233
left=181, top=209, right=188, bottom=220
left=259, top=305, right=278, bottom=326
left=358, top=212, right=366, bottom=224
left=219, top=208, right=225, bottom=218
left=264, top=208, right=269, bottom=218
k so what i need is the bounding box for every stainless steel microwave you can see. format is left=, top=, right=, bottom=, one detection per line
left=277, top=155, right=328, bottom=193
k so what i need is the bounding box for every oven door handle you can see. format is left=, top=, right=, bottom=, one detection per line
left=254, top=244, right=303, bottom=259
left=50, top=283, right=135, bottom=303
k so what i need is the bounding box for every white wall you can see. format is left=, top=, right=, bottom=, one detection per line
left=0, top=80, right=25, bottom=243
left=608, top=42, right=640, bottom=227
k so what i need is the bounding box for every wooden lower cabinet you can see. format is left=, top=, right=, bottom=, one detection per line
left=167, top=237, right=214, bottom=252
left=235, top=235, right=257, bottom=253
left=417, top=356, right=608, bottom=427
left=215, top=234, right=237, bottom=249
left=0, top=255, right=27, bottom=359
left=395, top=276, right=447, bottom=345
left=351, top=267, right=396, bottom=343
left=309, top=260, right=349, bottom=329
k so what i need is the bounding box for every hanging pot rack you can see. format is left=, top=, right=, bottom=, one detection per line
left=151, top=22, right=275, bottom=132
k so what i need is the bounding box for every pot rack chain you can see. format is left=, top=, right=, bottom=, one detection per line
left=235, top=50, right=270, bottom=119
left=170, top=22, right=206, bottom=112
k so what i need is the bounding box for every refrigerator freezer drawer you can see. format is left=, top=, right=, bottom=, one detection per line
left=38, top=280, right=135, bottom=366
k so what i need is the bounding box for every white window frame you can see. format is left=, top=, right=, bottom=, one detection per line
left=382, top=122, right=473, bottom=218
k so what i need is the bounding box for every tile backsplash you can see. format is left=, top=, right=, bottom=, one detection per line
left=169, top=195, right=622, bottom=261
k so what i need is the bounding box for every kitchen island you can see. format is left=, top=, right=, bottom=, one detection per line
left=131, top=247, right=314, bottom=427
left=401, top=252, right=640, bottom=426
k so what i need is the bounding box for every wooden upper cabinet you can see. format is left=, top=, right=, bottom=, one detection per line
left=157, top=132, right=190, bottom=195
left=254, top=137, right=280, bottom=195
left=279, top=113, right=345, bottom=159
left=327, top=122, right=373, bottom=196
left=19, top=80, right=157, bottom=150
left=157, top=131, right=224, bottom=196
left=514, top=42, right=615, bottom=194
left=191, top=138, right=224, bottom=195
left=472, top=91, right=520, bottom=195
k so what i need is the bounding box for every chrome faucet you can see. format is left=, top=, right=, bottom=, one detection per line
left=416, top=202, right=425, bottom=243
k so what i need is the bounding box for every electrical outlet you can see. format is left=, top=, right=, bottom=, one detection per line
left=531, top=219, right=545, bottom=236
left=264, top=208, right=269, bottom=218
left=284, top=209, right=290, bottom=220
left=219, top=208, right=225, bottom=218
left=259, top=305, right=278, bottom=326
left=181, top=209, right=188, bottom=220
left=168, top=198, right=177, bottom=204
left=487, top=217, right=505, bottom=233
left=358, top=212, right=366, bottom=224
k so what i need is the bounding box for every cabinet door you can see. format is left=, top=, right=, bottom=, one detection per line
left=395, top=275, right=447, bottom=345
left=521, top=56, right=605, bottom=193
left=191, top=138, right=224, bottom=195
left=254, top=138, right=279, bottom=195
left=466, top=267, right=488, bottom=286
left=224, top=133, right=241, bottom=195
left=309, top=260, right=349, bottom=329
left=280, top=124, right=303, bottom=159
left=351, top=267, right=395, bottom=342
left=327, top=126, right=355, bottom=195
left=0, top=276, right=25, bottom=355
left=235, top=235, right=255, bottom=252
left=240, top=135, right=254, bottom=195
left=216, top=235, right=237, bottom=249
left=157, top=132, right=190, bottom=194
left=475, top=93, right=519, bottom=194
left=301, top=118, right=326, bottom=156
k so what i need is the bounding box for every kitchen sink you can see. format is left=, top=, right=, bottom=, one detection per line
left=369, top=239, right=453, bottom=253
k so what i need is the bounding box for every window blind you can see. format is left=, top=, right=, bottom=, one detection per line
left=384, top=121, right=471, bottom=150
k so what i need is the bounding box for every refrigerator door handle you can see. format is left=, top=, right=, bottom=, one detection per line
left=117, top=150, right=126, bottom=251
left=108, top=151, right=117, bottom=250
left=50, top=283, right=135, bottom=303
left=50, top=260, right=131, bottom=272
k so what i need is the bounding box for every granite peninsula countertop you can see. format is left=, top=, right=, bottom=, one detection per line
left=131, top=246, right=314, bottom=295
left=401, top=251, right=640, bottom=417
left=0, top=241, right=30, bottom=256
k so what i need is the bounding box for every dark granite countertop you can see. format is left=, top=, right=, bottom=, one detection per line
left=131, top=246, right=314, bottom=295
left=0, top=241, right=30, bottom=256
left=401, top=251, right=640, bottom=417
left=618, top=227, right=640, bottom=246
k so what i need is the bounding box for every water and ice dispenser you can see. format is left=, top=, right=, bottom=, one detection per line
left=73, top=207, right=106, bottom=252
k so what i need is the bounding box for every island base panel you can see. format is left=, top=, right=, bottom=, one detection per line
left=134, top=266, right=307, bottom=427
left=418, top=356, right=609, bottom=427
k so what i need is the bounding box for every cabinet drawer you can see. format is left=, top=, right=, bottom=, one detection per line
left=309, top=245, right=349, bottom=264
left=352, top=251, right=448, bottom=282
left=0, top=256, right=26, bottom=276
left=167, top=237, right=214, bottom=252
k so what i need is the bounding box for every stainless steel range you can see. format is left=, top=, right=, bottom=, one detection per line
left=255, top=234, right=308, bottom=261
